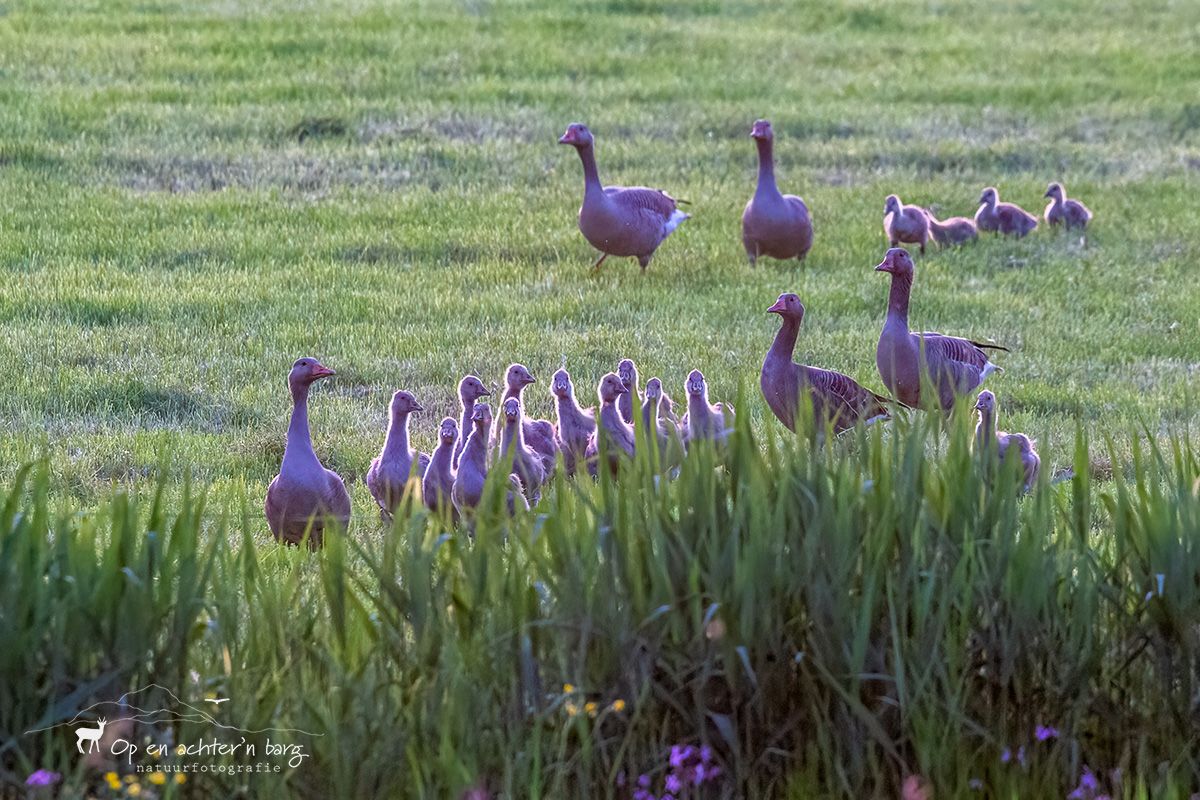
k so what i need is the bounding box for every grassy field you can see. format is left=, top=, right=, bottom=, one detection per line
left=2, top=0, right=1200, bottom=796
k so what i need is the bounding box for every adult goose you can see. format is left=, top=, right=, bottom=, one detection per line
left=875, top=248, right=1007, bottom=412
left=558, top=123, right=689, bottom=272
left=762, top=293, right=890, bottom=434
left=366, top=390, right=430, bottom=516
left=265, top=358, right=351, bottom=549
left=975, top=187, right=1037, bottom=237
left=741, top=119, right=813, bottom=267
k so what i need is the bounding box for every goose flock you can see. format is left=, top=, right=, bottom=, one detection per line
left=265, top=119, right=1084, bottom=546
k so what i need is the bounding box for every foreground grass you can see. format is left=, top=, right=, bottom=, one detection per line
left=1, top=0, right=1199, bottom=507
left=3, top=415, right=1199, bottom=797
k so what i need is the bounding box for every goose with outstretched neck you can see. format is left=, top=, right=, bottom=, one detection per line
left=762, top=293, right=890, bottom=434
left=551, top=368, right=595, bottom=476
left=453, top=375, right=490, bottom=470
left=422, top=417, right=459, bottom=516
left=585, top=372, right=635, bottom=476
left=366, top=390, right=430, bottom=516
left=265, top=358, right=351, bottom=549
left=558, top=123, right=689, bottom=272
left=875, top=248, right=1007, bottom=411
left=741, top=119, right=813, bottom=267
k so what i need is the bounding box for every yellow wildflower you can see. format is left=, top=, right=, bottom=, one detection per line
left=174, top=774, right=187, bottom=785
left=565, top=702, right=579, bottom=717
left=584, top=702, right=598, bottom=717
left=562, top=683, right=574, bottom=694
left=127, top=783, right=142, bottom=797
left=611, top=699, right=626, bottom=712
left=148, top=772, right=166, bottom=785
left=104, top=773, right=121, bottom=791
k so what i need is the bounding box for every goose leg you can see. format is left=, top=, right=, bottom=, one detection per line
left=591, top=252, right=608, bottom=272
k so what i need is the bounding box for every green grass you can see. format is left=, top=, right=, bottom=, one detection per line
left=2, top=0, right=1200, bottom=795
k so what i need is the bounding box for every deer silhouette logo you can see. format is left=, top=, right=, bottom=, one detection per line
left=75, top=718, right=107, bottom=753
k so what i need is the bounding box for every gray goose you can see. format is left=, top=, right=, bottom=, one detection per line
left=451, top=402, right=492, bottom=516
left=264, top=358, right=351, bottom=549
left=558, top=123, right=689, bottom=272
left=762, top=293, right=890, bottom=434
left=975, top=187, right=1037, bottom=237
left=366, top=390, right=431, bottom=516
left=551, top=368, right=595, bottom=476
left=875, top=248, right=1006, bottom=411
left=883, top=194, right=930, bottom=254
left=741, top=119, right=814, bottom=267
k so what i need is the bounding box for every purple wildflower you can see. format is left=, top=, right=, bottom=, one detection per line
left=25, top=770, right=61, bottom=787
left=699, top=745, right=713, bottom=764
left=669, top=745, right=695, bottom=769
left=637, top=773, right=651, bottom=789
left=665, top=773, right=683, bottom=794
left=1034, top=724, right=1059, bottom=742
left=693, top=764, right=707, bottom=785
left=1000, top=747, right=1012, bottom=764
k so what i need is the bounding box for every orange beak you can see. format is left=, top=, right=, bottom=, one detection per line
left=312, top=365, right=335, bottom=379
left=767, top=298, right=787, bottom=314
left=558, top=130, right=574, bottom=145
left=875, top=259, right=892, bottom=273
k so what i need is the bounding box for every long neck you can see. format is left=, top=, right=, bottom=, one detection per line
left=463, top=424, right=488, bottom=469
left=577, top=143, right=603, bottom=197
left=557, top=393, right=586, bottom=425
left=688, top=392, right=710, bottom=421
left=886, top=273, right=912, bottom=324
left=382, top=411, right=411, bottom=458
left=504, top=383, right=523, bottom=402
left=502, top=417, right=525, bottom=453
left=283, top=382, right=318, bottom=466
left=976, top=408, right=995, bottom=449
left=641, top=397, right=659, bottom=431
left=767, top=316, right=800, bottom=364
left=600, top=400, right=626, bottom=429
left=430, top=437, right=455, bottom=469
left=456, top=398, right=473, bottom=453
left=755, top=138, right=778, bottom=195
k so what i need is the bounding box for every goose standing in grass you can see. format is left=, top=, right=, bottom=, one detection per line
left=974, top=391, right=1040, bottom=491
left=585, top=372, right=635, bottom=476
left=452, top=402, right=493, bottom=516
left=762, top=293, right=890, bottom=434
left=422, top=417, right=458, bottom=516
left=551, top=368, right=595, bottom=476
left=741, top=119, right=813, bottom=267
left=642, top=377, right=684, bottom=469
left=453, top=375, right=490, bottom=470
left=366, top=390, right=431, bottom=516
left=883, top=194, right=930, bottom=253
left=875, top=248, right=1007, bottom=411
left=1043, top=182, right=1092, bottom=230
left=925, top=211, right=978, bottom=247
left=500, top=398, right=546, bottom=505
left=496, top=363, right=558, bottom=475
left=684, top=369, right=734, bottom=444
left=975, top=187, right=1037, bottom=237
left=265, top=358, right=351, bottom=549
left=617, top=358, right=640, bottom=425
left=558, top=122, right=689, bottom=272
